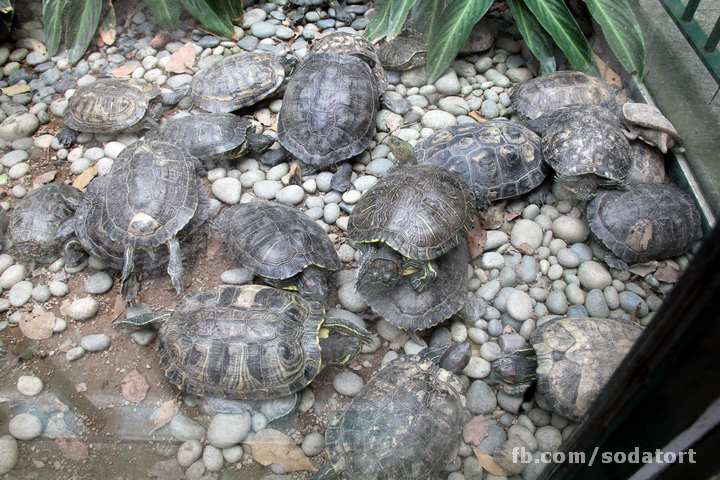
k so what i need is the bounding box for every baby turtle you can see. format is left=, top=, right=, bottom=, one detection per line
left=348, top=164, right=475, bottom=293
left=9, top=182, right=84, bottom=264
left=377, top=36, right=428, bottom=71
left=213, top=201, right=341, bottom=300
left=586, top=182, right=702, bottom=271
left=312, top=342, right=471, bottom=480
left=56, top=78, right=163, bottom=148
left=626, top=140, right=666, bottom=184
left=112, top=285, right=374, bottom=401
left=492, top=317, right=644, bottom=421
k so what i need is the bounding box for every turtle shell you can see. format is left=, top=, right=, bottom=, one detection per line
left=357, top=242, right=469, bottom=332
left=586, top=183, right=702, bottom=264
left=322, top=348, right=467, bottom=479
left=63, top=78, right=161, bottom=132
left=9, top=183, right=84, bottom=263
left=310, top=31, right=388, bottom=91
left=459, top=21, right=494, bottom=53
left=621, top=102, right=682, bottom=143
left=157, top=285, right=325, bottom=400
left=277, top=52, right=378, bottom=166
left=187, top=52, right=288, bottom=112
left=626, top=140, right=666, bottom=183
left=348, top=164, right=475, bottom=261
left=377, top=36, right=428, bottom=71
left=413, top=121, right=549, bottom=202
left=509, top=71, right=616, bottom=119
left=532, top=317, right=643, bottom=421
left=214, top=201, right=341, bottom=285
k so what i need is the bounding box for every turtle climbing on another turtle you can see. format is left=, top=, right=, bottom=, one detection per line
left=491, top=317, right=644, bottom=421
left=312, top=342, right=471, bottom=480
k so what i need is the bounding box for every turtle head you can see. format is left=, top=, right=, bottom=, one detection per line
left=388, top=136, right=417, bottom=165
left=297, top=266, right=330, bottom=300
left=557, top=173, right=597, bottom=202
left=282, top=56, right=300, bottom=77
left=438, top=342, right=472, bottom=374
left=319, top=316, right=374, bottom=365
left=491, top=347, right=538, bottom=387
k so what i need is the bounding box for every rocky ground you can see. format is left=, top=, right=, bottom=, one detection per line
left=0, top=0, right=700, bottom=479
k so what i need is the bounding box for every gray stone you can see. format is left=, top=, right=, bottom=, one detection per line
left=336, top=282, right=367, bottom=312
left=220, top=268, right=254, bottom=285
left=618, top=291, right=649, bottom=316
left=545, top=290, right=568, bottom=315
left=84, top=271, right=114, bottom=294
left=177, top=439, right=203, bottom=468
left=0, top=435, right=18, bottom=475
left=67, top=297, right=99, bottom=320
left=9, top=413, right=43, bottom=440
left=466, top=380, right=497, bottom=414
left=212, top=177, right=243, bottom=204
left=0, top=113, right=40, bottom=141
left=511, top=219, right=544, bottom=249
left=80, top=333, right=111, bottom=352
left=333, top=371, right=364, bottom=396
left=8, top=281, right=32, bottom=307
left=507, top=424, right=538, bottom=452
left=0, top=263, right=27, bottom=288
left=478, top=425, right=507, bottom=455
left=577, top=261, right=612, bottom=290
left=253, top=179, right=284, bottom=199
left=1, top=149, right=28, bottom=167
left=535, top=425, right=563, bottom=452
left=203, top=444, right=224, bottom=472
left=170, top=414, right=206, bottom=442
left=275, top=185, right=305, bottom=205
left=301, top=432, right=325, bottom=457
left=498, top=390, right=529, bottom=415
left=584, top=289, right=610, bottom=317
left=66, top=346, right=85, bottom=362
left=552, top=216, right=589, bottom=244
left=462, top=356, right=491, bottom=379
left=207, top=413, right=252, bottom=449
left=507, top=290, right=533, bottom=322
left=421, top=109, right=457, bottom=130
left=17, top=375, right=44, bottom=396
left=494, top=435, right=531, bottom=474
left=484, top=68, right=511, bottom=87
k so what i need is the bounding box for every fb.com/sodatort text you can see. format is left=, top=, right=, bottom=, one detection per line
left=512, top=447, right=696, bottom=466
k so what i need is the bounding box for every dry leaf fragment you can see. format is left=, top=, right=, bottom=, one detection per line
left=653, top=263, right=682, bottom=283
left=205, top=232, right=225, bottom=258
left=121, top=369, right=150, bottom=403
left=466, top=212, right=487, bottom=259
left=628, top=260, right=659, bottom=277
left=2, top=84, right=31, bottom=96
left=165, top=42, right=196, bottom=74
left=55, top=437, right=89, bottom=461
left=19, top=312, right=56, bottom=340
left=462, top=415, right=489, bottom=445
left=515, top=242, right=537, bottom=255
left=152, top=399, right=179, bottom=432
left=473, top=447, right=513, bottom=476
left=469, top=111, right=488, bottom=122
left=32, top=170, right=57, bottom=188
left=479, top=202, right=507, bottom=230
left=245, top=429, right=317, bottom=472
left=150, top=32, right=171, bottom=49
left=112, top=294, right=128, bottom=321
left=255, top=110, right=274, bottom=126
left=72, top=164, right=98, bottom=191
left=109, top=64, right=138, bottom=77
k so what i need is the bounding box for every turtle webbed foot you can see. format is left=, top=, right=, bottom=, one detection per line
left=56, top=126, right=77, bottom=149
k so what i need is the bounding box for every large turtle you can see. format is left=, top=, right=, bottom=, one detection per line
left=78, top=138, right=208, bottom=299
left=186, top=52, right=298, bottom=113
left=491, top=317, right=644, bottom=421
left=312, top=342, right=471, bottom=480
left=213, top=201, right=341, bottom=300
left=389, top=120, right=550, bottom=208
left=112, top=285, right=373, bottom=401
left=56, top=78, right=164, bottom=148
left=277, top=52, right=379, bottom=192
left=9, top=182, right=84, bottom=264
left=586, top=182, right=702, bottom=271
left=348, top=164, right=475, bottom=293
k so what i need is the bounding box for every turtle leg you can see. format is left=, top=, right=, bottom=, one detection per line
left=166, top=236, right=186, bottom=296
left=473, top=185, right=493, bottom=211
left=290, top=6, right=307, bottom=26
left=161, top=85, right=189, bottom=106
left=63, top=239, right=87, bottom=269
left=405, top=258, right=438, bottom=293
left=246, top=132, right=275, bottom=154
left=320, top=315, right=374, bottom=365
left=603, top=253, right=629, bottom=272
left=330, top=161, right=353, bottom=192
left=121, top=246, right=138, bottom=301
left=356, top=243, right=377, bottom=283
left=259, top=145, right=289, bottom=166
left=55, top=126, right=78, bottom=148
left=332, top=0, right=354, bottom=23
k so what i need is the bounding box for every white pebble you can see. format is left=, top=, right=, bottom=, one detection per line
left=17, top=375, right=43, bottom=396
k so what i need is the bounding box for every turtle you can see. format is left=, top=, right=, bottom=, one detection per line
left=213, top=201, right=341, bottom=300
left=459, top=21, right=495, bottom=53
left=607, top=101, right=684, bottom=154
left=586, top=182, right=702, bottom=271
left=376, top=36, right=428, bottom=71
left=112, top=284, right=374, bottom=402
left=56, top=78, right=164, bottom=148
left=389, top=120, right=550, bottom=208
left=9, top=182, right=84, bottom=264
left=348, top=164, right=475, bottom=293
left=312, top=342, right=471, bottom=480
left=186, top=51, right=298, bottom=113
left=153, top=113, right=275, bottom=169
left=277, top=52, right=379, bottom=192
left=528, top=104, right=632, bottom=200
left=508, top=70, right=618, bottom=120
left=78, top=138, right=208, bottom=299
left=491, top=317, right=644, bottom=421
left=626, top=139, right=666, bottom=184
left=289, top=0, right=353, bottom=26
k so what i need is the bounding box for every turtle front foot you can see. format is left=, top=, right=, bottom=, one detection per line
left=56, top=126, right=77, bottom=149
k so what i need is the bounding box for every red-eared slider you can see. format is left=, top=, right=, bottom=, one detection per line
left=312, top=342, right=470, bottom=480
left=56, top=78, right=163, bottom=148
left=154, top=113, right=274, bottom=169
left=277, top=52, right=379, bottom=192
left=377, top=36, right=428, bottom=71
left=491, top=317, right=643, bottom=421
left=310, top=31, right=388, bottom=92
left=389, top=121, right=550, bottom=208
left=80, top=138, right=208, bottom=299
left=508, top=71, right=617, bottom=120
left=187, top=52, right=298, bottom=113
left=536, top=104, right=631, bottom=200
left=348, top=164, right=474, bottom=293
left=290, top=0, right=353, bottom=25
left=213, top=201, right=341, bottom=300
left=586, top=182, right=702, bottom=271
left=9, top=182, right=84, bottom=264
left=112, top=285, right=373, bottom=401
left=626, top=140, right=666, bottom=184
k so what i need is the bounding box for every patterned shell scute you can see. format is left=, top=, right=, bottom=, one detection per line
left=324, top=353, right=466, bottom=479
left=509, top=71, right=616, bottom=119
left=188, top=52, right=286, bottom=112
left=414, top=121, right=548, bottom=201
left=63, top=78, right=160, bottom=132
left=101, top=139, right=201, bottom=249
left=348, top=164, right=475, bottom=260
left=9, top=183, right=84, bottom=263
left=309, top=31, right=388, bottom=91
left=159, top=113, right=252, bottom=163
left=532, top=317, right=643, bottom=421
left=215, top=201, right=341, bottom=281
left=586, top=183, right=702, bottom=264
left=158, top=285, right=325, bottom=400
left=626, top=140, right=665, bottom=183
left=543, top=105, right=631, bottom=181
left=357, top=243, right=469, bottom=331
left=277, top=53, right=378, bottom=166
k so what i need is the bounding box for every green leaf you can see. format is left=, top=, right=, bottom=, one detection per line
left=141, top=0, right=180, bottom=32
left=424, top=0, right=494, bottom=84
left=0, top=0, right=13, bottom=37
left=365, top=0, right=418, bottom=41
left=181, top=0, right=234, bottom=37
left=507, top=0, right=555, bottom=75
left=584, top=0, right=645, bottom=79
left=99, top=0, right=117, bottom=45
left=44, top=0, right=68, bottom=57
left=218, top=0, right=243, bottom=21
left=523, top=0, right=601, bottom=77
left=66, top=0, right=102, bottom=65
left=0, top=173, right=8, bottom=186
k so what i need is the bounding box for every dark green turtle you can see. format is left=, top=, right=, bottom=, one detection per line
left=112, top=285, right=374, bottom=401
left=213, top=201, right=341, bottom=300
left=491, top=317, right=643, bottom=421
left=312, top=342, right=471, bottom=480
left=9, top=182, right=84, bottom=264
left=56, top=78, right=163, bottom=148
left=377, top=36, right=428, bottom=71
left=586, top=182, right=702, bottom=271
left=348, top=164, right=474, bottom=293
